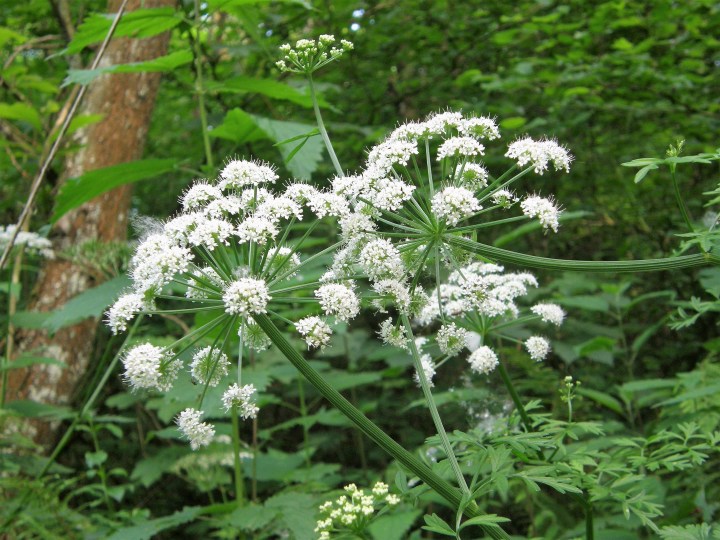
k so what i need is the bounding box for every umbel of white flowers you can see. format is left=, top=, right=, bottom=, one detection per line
left=107, top=109, right=571, bottom=449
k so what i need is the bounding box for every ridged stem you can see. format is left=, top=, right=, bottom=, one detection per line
left=447, top=236, right=719, bottom=272
left=251, top=312, right=509, bottom=540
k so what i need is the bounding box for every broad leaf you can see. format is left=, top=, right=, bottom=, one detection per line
left=63, top=51, right=194, bottom=86
left=0, top=102, right=42, bottom=131
left=43, top=275, right=132, bottom=332
left=65, top=7, right=182, bottom=55
left=53, top=158, right=178, bottom=222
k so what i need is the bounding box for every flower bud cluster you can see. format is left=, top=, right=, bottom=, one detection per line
left=276, top=35, right=353, bottom=74
left=314, top=482, right=401, bottom=539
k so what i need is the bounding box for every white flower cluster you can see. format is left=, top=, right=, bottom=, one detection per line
left=276, top=34, right=353, bottom=74
left=223, top=278, right=271, bottom=315
left=295, top=316, right=332, bottom=349
left=0, top=225, right=54, bottom=258
left=190, top=347, right=229, bottom=387
left=222, top=383, right=259, bottom=419
left=176, top=408, right=215, bottom=450
left=521, top=195, right=562, bottom=232
left=315, top=482, right=400, bottom=540
left=415, top=262, right=564, bottom=376
left=431, top=186, right=481, bottom=225
left=506, top=137, right=573, bottom=174
left=122, top=343, right=180, bottom=392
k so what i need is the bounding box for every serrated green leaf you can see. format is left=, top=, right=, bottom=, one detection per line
left=207, top=76, right=325, bottom=108
left=369, top=510, right=421, bottom=540
left=65, top=8, right=182, bottom=55
left=53, top=158, right=178, bottom=222
left=0, top=356, right=64, bottom=372
left=0, top=102, right=42, bottom=130
left=459, top=514, right=511, bottom=530
left=106, top=506, right=202, bottom=540
left=208, top=108, right=268, bottom=143
left=85, top=450, right=108, bottom=468
left=577, top=388, right=624, bottom=415
left=43, top=275, right=131, bottom=332
left=63, top=51, right=193, bottom=86
left=422, top=513, right=457, bottom=537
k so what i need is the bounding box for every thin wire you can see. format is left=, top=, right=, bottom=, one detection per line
left=0, top=0, right=131, bottom=271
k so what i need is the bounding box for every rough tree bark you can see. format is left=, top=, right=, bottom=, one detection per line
left=6, top=0, right=175, bottom=447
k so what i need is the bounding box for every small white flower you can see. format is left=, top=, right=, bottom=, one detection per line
left=431, top=186, right=481, bottom=225
left=190, top=346, right=229, bottom=387
left=307, top=192, right=350, bottom=218
left=531, top=303, right=566, bottom=326
left=525, top=336, right=551, bottom=361
left=236, top=216, right=279, bottom=245
left=222, top=383, right=260, bottom=419
left=358, top=239, right=405, bottom=282
left=106, top=293, right=146, bottom=334
left=437, top=323, right=469, bottom=357
left=456, top=162, right=489, bottom=189
left=378, top=318, right=408, bottom=349
left=521, top=195, right=561, bottom=232
left=468, top=346, right=499, bottom=375
left=219, top=159, right=278, bottom=189
left=437, top=136, right=485, bottom=160
left=506, top=137, right=572, bottom=174
left=181, top=182, right=222, bottom=211
left=459, top=116, right=500, bottom=140
left=176, top=408, right=215, bottom=450
left=122, top=343, right=180, bottom=392
left=295, top=316, right=333, bottom=349
left=315, top=283, right=360, bottom=321
left=414, top=353, right=436, bottom=387
left=491, top=189, right=519, bottom=208
left=223, top=278, right=271, bottom=315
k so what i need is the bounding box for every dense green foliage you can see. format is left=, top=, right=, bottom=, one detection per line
left=1, top=1, right=719, bottom=539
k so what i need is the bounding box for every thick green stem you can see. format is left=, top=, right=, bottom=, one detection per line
left=231, top=406, right=245, bottom=507
left=400, top=314, right=469, bottom=494
left=297, top=377, right=311, bottom=468
left=308, top=74, right=343, bottom=176
left=192, top=0, right=213, bottom=168
left=585, top=500, right=594, bottom=540
left=447, top=236, right=719, bottom=272
left=496, top=361, right=532, bottom=431
left=251, top=313, right=509, bottom=540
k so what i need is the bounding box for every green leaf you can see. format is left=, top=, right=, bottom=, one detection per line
left=369, top=510, right=421, bottom=540
left=52, top=158, right=178, bottom=222
left=208, top=108, right=267, bottom=143
left=265, top=492, right=317, bottom=540
left=43, top=275, right=131, bottom=332
left=207, top=0, right=313, bottom=11
left=0, top=27, right=27, bottom=47
left=107, top=506, right=202, bottom=540
left=222, top=505, right=278, bottom=531
left=65, top=8, right=182, bottom=55
left=66, top=114, right=105, bottom=135
left=4, top=400, right=73, bottom=420
left=459, top=514, right=511, bottom=530
left=251, top=115, right=323, bottom=179
left=63, top=51, right=194, bottom=86
left=85, top=450, right=108, bottom=468
left=422, top=513, right=457, bottom=537
left=634, top=164, right=659, bottom=183
left=207, top=76, right=325, bottom=108
left=0, top=356, right=64, bottom=372
left=131, top=447, right=186, bottom=488
left=0, top=102, right=42, bottom=131
left=577, top=388, right=624, bottom=415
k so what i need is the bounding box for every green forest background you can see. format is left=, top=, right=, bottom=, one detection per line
left=1, top=0, right=719, bottom=538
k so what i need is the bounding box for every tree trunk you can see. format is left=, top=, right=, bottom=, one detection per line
left=6, top=0, right=175, bottom=447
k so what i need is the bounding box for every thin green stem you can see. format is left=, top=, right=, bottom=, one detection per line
left=496, top=360, right=532, bottom=431
left=585, top=500, right=594, bottom=540
left=192, top=0, right=213, bottom=168
left=446, top=235, right=719, bottom=272
left=401, top=313, right=469, bottom=494
left=251, top=313, right=509, bottom=540
left=671, top=166, right=694, bottom=232
left=308, top=74, right=342, bottom=176
left=298, top=377, right=312, bottom=468
left=231, top=406, right=245, bottom=507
